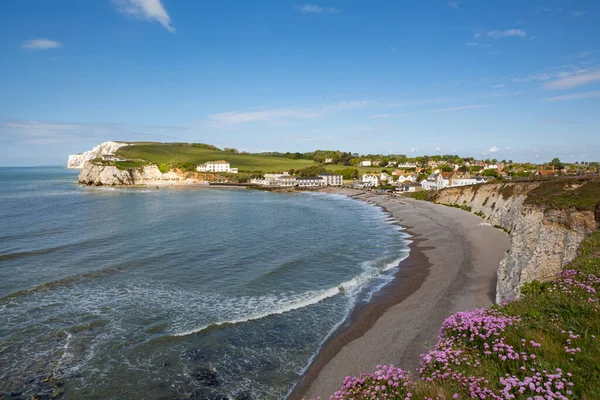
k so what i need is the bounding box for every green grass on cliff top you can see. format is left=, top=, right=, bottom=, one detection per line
left=523, top=178, right=600, bottom=211
left=116, top=142, right=389, bottom=174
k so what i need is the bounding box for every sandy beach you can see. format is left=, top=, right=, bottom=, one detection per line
left=291, top=188, right=510, bottom=399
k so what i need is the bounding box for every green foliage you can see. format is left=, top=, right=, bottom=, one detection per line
left=295, top=165, right=326, bottom=177
left=114, top=161, right=148, bottom=170
left=175, top=162, right=197, bottom=172
left=337, top=168, right=359, bottom=180
left=403, top=190, right=438, bottom=202
left=524, top=178, right=600, bottom=211
left=481, top=168, right=499, bottom=177
left=158, top=164, right=170, bottom=173
left=474, top=211, right=486, bottom=218
left=439, top=164, right=453, bottom=172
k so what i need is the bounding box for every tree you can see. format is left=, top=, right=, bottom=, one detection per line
left=481, top=169, right=499, bottom=178
left=439, top=165, right=453, bottom=172
left=296, top=165, right=326, bottom=177
left=551, top=157, right=564, bottom=170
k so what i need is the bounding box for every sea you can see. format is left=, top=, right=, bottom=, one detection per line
left=0, top=167, right=410, bottom=399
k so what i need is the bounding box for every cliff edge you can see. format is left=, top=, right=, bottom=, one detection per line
left=67, top=141, right=130, bottom=169
left=77, top=161, right=219, bottom=186
left=433, top=179, right=599, bottom=303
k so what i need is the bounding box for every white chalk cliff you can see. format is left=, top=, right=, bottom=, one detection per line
left=435, top=182, right=598, bottom=303
left=67, top=141, right=130, bottom=169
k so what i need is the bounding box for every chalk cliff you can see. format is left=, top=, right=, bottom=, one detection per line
left=67, top=141, right=130, bottom=169
left=78, top=161, right=216, bottom=186
left=435, top=181, right=599, bottom=303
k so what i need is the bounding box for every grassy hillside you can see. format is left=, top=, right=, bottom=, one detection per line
left=117, top=143, right=316, bottom=173
left=115, top=143, right=388, bottom=174
left=330, top=230, right=600, bottom=399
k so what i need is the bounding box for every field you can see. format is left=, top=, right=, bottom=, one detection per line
left=116, top=143, right=387, bottom=174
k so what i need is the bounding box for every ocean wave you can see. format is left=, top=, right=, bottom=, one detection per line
left=171, top=253, right=410, bottom=338
left=0, top=265, right=131, bottom=302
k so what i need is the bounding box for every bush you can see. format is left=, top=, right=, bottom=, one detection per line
left=158, top=164, right=170, bottom=174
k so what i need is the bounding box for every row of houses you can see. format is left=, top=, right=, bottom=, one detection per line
left=359, top=170, right=494, bottom=191
left=251, top=172, right=344, bottom=187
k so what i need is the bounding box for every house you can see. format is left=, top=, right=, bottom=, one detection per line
left=252, top=172, right=296, bottom=186
left=397, top=173, right=417, bottom=184
left=196, top=160, right=238, bottom=173
left=420, top=174, right=439, bottom=191
left=535, top=165, right=558, bottom=177
left=296, top=177, right=323, bottom=187
left=397, top=163, right=417, bottom=169
left=380, top=172, right=392, bottom=182
left=399, top=182, right=423, bottom=193
left=319, top=172, right=343, bottom=186
left=451, top=175, right=478, bottom=187
left=362, top=174, right=379, bottom=187
left=440, top=171, right=456, bottom=187
left=324, top=158, right=334, bottom=164
left=101, top=154, right=126, bottom=162
left=359, top=160, right=372, bottom=167
left=387, top=161, right=398, bottom=167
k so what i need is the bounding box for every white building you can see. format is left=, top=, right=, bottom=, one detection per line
left=296, top=177, right=323, bottom=187
left=380, top=172, right=392, bottom=182
left=397, top=162, right=417, bottom=169
left=397, top=173, right=417, bottom=184
left=362, top=174, right=379, bottom=187
left=319, top=172, right=343, bottom=186
left=196, top=160, right=238, bottom=173
left=359, top=160, right=372, bottom=167
left=324, top=157, right=334, bottom=164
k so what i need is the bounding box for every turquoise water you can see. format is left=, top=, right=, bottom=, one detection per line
left=0, top=167, right=410, bottom=399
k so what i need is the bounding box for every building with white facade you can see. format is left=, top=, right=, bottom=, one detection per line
left=397, top=173, right=417, bottom=184
left=196, top=160, right=238, bottom=173
left=362, top=174, right=379, bottom=187
left=397, top=163, right=417, bottom=169
left=319, top=172, right=343, bottom=186
left=296, top=177, right=323, bottom=187
left=359, top=160, right=372, bottom=167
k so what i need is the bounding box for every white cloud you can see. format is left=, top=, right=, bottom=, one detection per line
left=572, top=11, right=586, bottom=17
left=113, top=0, right=175, bottom=32
left=21, top=38, right=62, bottom=50
left=490, top=84, right=505, bottom=88
left=295, top=4, right=341, bottom=14
left=513, top=64, right=587, bottom=84
left=542, top=90, right=600, bottom=102
left=428, top=104, right=491, bottom=113
left=577, top=50, right=596, bottom=58
left=435, top=147, right=441, bottom=151
left=465, top=42, right=492, bottom=48
left=209, top=108, right=323, bottom=125
left=447, top=1, right=460, bottom=9
left=543, top=69, right=600, bottom=90
left=410, top=148, right=417, bottom=153
left=487, top=29, right=526, bottom=39
left=208, top=100, right=373, bottom=125
left=489, top=145, right=499, bottom=153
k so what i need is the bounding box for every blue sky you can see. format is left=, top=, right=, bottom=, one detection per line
left=1, top=0, right=599, bottom=166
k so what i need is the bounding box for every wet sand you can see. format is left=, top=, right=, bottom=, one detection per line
left=290, top=189, right=509, bottom=399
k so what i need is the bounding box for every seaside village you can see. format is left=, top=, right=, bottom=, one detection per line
left=192, top=158, right=577, bottom=191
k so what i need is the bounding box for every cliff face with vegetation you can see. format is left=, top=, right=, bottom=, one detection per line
left=77, top=161, right=218, bottom=186
left=434, top=179, right=600, bottom=303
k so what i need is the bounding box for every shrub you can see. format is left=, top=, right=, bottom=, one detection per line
left=158, top=164, right=170, bottom=174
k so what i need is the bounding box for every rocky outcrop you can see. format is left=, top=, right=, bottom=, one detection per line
left=78, top=162, right=216, bottom=186
left=67, top=141, right=130, bottom=169
left=435, top=182, right=598, bottom=303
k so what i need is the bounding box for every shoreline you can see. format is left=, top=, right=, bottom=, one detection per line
left=290, top=188, right=509, bottom=399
